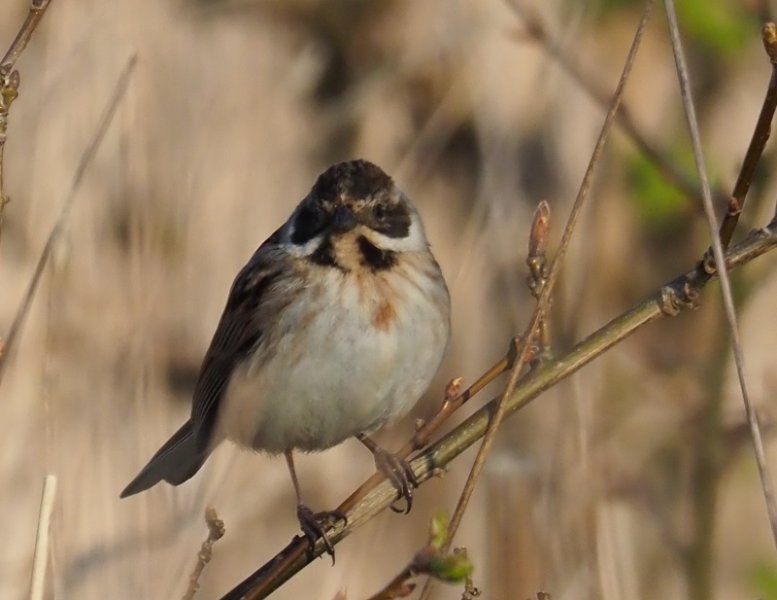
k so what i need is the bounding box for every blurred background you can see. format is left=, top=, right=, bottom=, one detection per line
left=1, top=0, right=777, bottom=598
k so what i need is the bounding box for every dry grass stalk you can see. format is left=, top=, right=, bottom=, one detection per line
left=28, top=474, right=57, bottom=600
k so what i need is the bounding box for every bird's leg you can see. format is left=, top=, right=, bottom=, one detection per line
left=284, top=450, right=343, bottom=561
left=356, top=434, right=418, bottom=514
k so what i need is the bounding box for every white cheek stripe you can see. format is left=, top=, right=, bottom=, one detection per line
left=367, top=214, right=428, bottom=252
left=284, top=230, right=327, bottom=257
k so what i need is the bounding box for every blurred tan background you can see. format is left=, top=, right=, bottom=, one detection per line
left=1, top=0, right=777, bottom=598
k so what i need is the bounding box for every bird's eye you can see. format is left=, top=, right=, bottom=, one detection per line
left=374, top=203, right=389, bottom=221
left=371, top=199, right=410, bottom=238
left=290, top=205, right=326, bottom=245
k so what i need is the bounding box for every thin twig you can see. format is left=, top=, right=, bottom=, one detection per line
left=217, top=222, right=777, bottom=600
left=717, top=24, right=777, bottom=252
left=419, top=6, right=653, bottom=599
left=0, top=0, right=52, bottom=71
left=28, top=474, right=57, bottom=600
left=182, top=507, right=226, bottom=600
left=663, top=2, right=777, bottom=551
left=0, top=55, right=137, bottom=386
left=0, top=0, right=54, bottom=248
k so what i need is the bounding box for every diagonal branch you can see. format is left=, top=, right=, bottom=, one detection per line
left=219, top=220, right=777, bottom=600
left=219, top=8, right=777, bottom=598
left=0, top=0, right=52, bottom=72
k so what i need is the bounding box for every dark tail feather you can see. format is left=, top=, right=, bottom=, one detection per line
left=120, top=420, right=208, bottom=498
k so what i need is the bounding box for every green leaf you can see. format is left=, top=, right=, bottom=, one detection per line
left=577, top=0, right=756, bottom=56
left=429, top=549, right=474, bottom=583
left=676, top=0, right=754, bottom=55
left=627, top=150, right=691, bottom=230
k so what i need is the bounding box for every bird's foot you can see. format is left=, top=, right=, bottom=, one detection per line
left=372, top=448, right=419, bottom=514
left=296, top=504, right=346, bottom=562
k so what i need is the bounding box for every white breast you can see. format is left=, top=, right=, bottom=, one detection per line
left=218, top=253, right=450, bottom=454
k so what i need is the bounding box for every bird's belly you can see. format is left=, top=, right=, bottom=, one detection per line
left=218, top=271, right=448, bottom=454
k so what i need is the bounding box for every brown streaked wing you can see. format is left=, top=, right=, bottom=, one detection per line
left=190, top=229, right=284, bottom=452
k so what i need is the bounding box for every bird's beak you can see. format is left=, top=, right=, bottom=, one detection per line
left=331, top=206, right=357, bottom=233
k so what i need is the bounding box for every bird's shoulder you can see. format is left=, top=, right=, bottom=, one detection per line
left=189, top=226, right=297, bottom=447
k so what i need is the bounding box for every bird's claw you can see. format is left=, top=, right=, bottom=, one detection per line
left=372, top=448, right=419, bottom=514
left=296, top=505, right=345, bottom=563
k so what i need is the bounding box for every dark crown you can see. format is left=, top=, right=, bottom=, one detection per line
left=311, top=160, right=394, bottom=202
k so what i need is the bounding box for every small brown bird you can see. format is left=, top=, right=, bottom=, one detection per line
left=122, top=160, right=451, bottom=555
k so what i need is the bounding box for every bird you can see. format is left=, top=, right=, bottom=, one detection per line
left=121, top=159, right=451, bottom=556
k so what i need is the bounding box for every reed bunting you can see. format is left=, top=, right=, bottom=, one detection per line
left=121, top=160, right=451, bottom=555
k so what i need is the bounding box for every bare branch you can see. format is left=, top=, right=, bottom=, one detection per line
left=215, top=4, right=777, bottom=595
left=717, top=23, right=777, bottom=251
left=215, top=7, right=777, bottom=595
left=0, top=0, right=52, bottom=72
left=0, top=0, right=54, bottom=248
left=181, top=508, right=226, bottom=600
left=218, top=221, right=777, bottom=600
